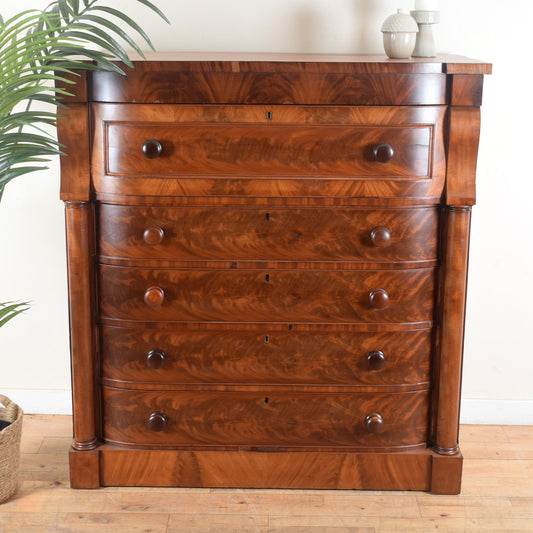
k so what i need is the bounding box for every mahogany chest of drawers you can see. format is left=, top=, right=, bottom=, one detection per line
left=58, top=53, right=491, bottom=494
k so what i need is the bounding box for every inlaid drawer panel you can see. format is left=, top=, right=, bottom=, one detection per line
left=106, top=123, right=431, bottom=179
left=98, top=266, right=436, bottom=324
left=97, top=205, right=439, bottom=263
left=100, top=326, right=432, bottom=386
left=102, top=388, right=430, bottom=449
left=92, top=104, right=446, bottom=201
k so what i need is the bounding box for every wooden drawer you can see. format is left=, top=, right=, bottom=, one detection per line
left=102, top=388, right=430, bottom=450
left=105, top=122, right=430, bottom=178
left=97, top=205, right=439, bottom=264
left=100, top=326, right=432, bottom=387
left=98, top=266, right=436, bottom=324
left=92, top=104, right=446, bottom=200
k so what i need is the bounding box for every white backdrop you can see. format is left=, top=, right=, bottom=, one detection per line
left=1, top=0, right=532, bottom=423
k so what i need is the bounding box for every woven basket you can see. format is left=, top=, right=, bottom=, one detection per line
left=0, top=395, right=23, bottom=504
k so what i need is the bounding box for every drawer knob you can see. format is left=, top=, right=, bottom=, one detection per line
left=370, top=226, right=392, bottom=247
left=365, top=413, right=385, bottom=434
left=366, top=350, right=386, bottom=370
left=144, top=286, right=165, bottom=307
left=369, top=288, right=390, bottom=309
left=142, top=139, right=163, bottom=159
left=372, top=143, right=394, bottom=163
left=143, top=226, right=165, bottom=245
left=146, top=349, right=166, bottom=369
left=147, top=412, right=167, bottom=432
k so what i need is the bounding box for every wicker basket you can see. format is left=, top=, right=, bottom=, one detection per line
left=0, top=395, right=23, bottom=504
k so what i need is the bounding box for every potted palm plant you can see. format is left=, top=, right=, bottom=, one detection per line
left=0, top=0, right=168, bottom=502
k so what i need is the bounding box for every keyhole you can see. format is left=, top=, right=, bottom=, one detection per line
left=265, top=274, right=270, bottom=283
left=264, top=335, right=270, bottom=343
left=264, top=397, right=269, bottom=404
left=265, top=213, right=270, bottom=221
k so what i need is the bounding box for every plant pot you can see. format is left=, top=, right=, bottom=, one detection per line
left=0, top=395, right=23, bottom=503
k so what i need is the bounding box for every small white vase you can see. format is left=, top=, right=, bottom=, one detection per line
left=410, top=10, right=440, bottom=57
left=381, top=9, right=419, bottom=59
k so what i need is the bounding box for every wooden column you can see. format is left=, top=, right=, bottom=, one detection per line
left=65, top=201, right=97, bottom=451
left=65, top=201, right=100, bottom=489
left=433, top=205, right=471, bottom=455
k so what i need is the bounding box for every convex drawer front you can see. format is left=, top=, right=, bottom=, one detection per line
left=106, top=123, right=430, bottom=178
left=100, top=326, right=432, bottom=386
left=92, top=104, right=446, bottom=200
left=97, top=205, right=439, bottom=264
left=98, top=266, right=435, bottom=324
left=102, top=388, right=430, bottom=450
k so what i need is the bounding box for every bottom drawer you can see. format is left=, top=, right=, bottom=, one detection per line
left=102, top=388, right=429, bottom=450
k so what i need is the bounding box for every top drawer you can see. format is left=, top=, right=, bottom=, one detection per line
left=107, top=123, right=428, bottom=177
left=92, top=104, right=446, bottom=201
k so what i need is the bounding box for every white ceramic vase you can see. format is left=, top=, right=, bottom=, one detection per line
left=381, top=9, right=419, bottom=59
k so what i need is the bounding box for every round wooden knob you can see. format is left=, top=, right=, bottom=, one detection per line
left=142, top=139, right=163, bottom=159
left=146, top=349, right=166, bottom=369
left=370, top=226, right=392, bottom=247
left=369, top=288, right=390, bottom=309
left=366, top=350, right=386, bottom=370
left=147, top=412, right=167, bottom=432
left=372, top=143, right=394, bottom=163
left=144, top=286, right=165, bottom=307
left=365, top=413, right=385, bottom=434
left=143, top=226, right=165, bottom=245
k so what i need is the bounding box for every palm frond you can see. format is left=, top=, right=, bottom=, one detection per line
left=0, top=0, right=169, bottom=203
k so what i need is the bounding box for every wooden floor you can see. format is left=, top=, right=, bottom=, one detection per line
left=0, top=416, right=532, bottom=532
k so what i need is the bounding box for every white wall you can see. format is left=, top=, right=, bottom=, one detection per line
left=1, top=0, right=532, bottom=423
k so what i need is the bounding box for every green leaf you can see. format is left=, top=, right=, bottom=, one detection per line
left=0, top=146, right=60, bottom=160
left=58, top=0, right=72, bottom=21
left=135, top=0, right=170, bottom=24
left=0, top=131, right=62, bottom=147
left=0, top=150, right=62, bottom=174
left=2, top=72, right=75, bottom=94
left=0, top=147, right=58, bottom=160
left=41, top=6, right=62, bottom=32
left=0, top=302, right=30, bottom=329
left=24, top=93, right=69, bottom=109
left=0, top=86, right=72, bottom=118
left=0, top=11, right=43, bottom=48
left=0, top=166, right=50, bottom=187
left=75, top=15, right=145, bottom=57
left=49, top=45, right=126, bottom=74
left=67, top=0, right=80, bottom=14
left=61, top=29, right=133, bottom=66
left=92, top=6, right=156, bottom=50
left=3, top=111, right=60, bottom=126
left=0, top=152, right=58, bottom=167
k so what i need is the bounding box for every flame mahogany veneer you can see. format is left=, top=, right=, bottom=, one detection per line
left=58, top=53, right=490, bottom=494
